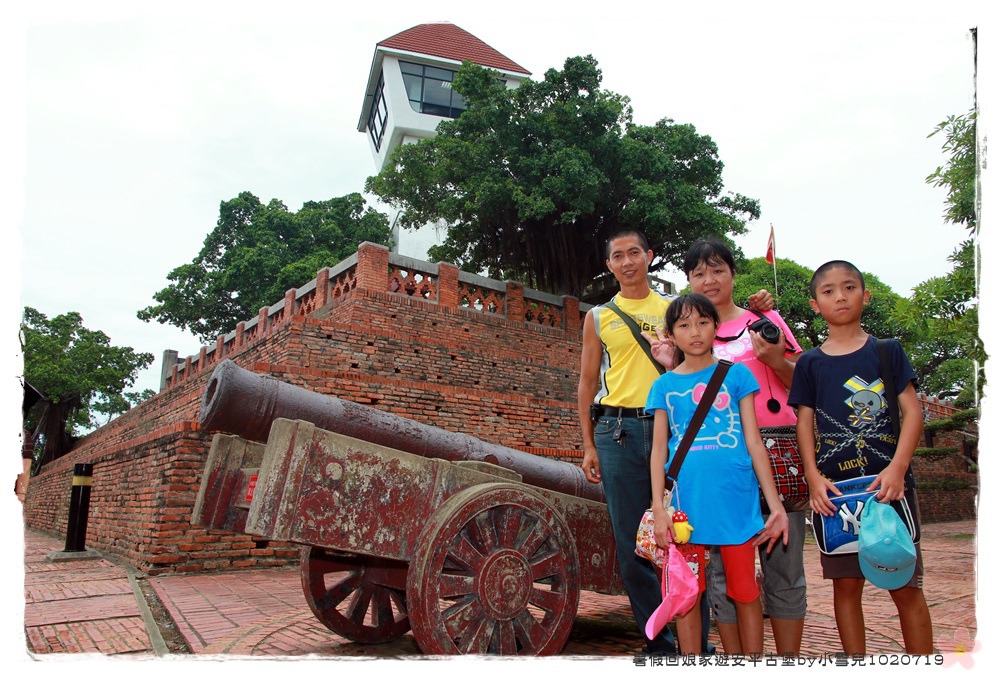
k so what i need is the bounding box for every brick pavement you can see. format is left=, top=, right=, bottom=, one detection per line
left=22, top=532, right=156, bottom=656
left=22, top=517, right=978, bottom=660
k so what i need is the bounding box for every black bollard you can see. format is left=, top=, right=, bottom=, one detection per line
left=64, top=463, right=93, bottom=553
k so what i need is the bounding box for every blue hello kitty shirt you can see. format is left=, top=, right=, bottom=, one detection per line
left=645, top=361, right=764, bottom=545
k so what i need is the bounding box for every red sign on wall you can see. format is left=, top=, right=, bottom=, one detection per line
left=245, top=474, right=258, bottom=502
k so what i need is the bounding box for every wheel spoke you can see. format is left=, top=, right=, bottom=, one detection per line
left=494, top=618, right=518, bottom=655
left=347, top=581, right=376, bottom=624
left=516, top=516, right=549, bottom=559
left=441, top=595, right=481, bottom=635
left=468, top=511, right=500, bottom=552
left=373, top=586, right=402, bottom=628
left=456, top=614, right=493, bottom=654
left=527, top=548, right=564, bottom=582
left=446, top=530, right=486, bottom=571
left=315, top=570, right=362, bottom=610
left=528, top=585, right=564, bottom=616
left=493, top=504, right=522, bottom=549
left=513, top=609, right=547, bottom=648
left=437, top=572, right=475, bottom=599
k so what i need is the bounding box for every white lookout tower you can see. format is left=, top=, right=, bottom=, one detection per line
left=357, top=22, right=530, bottom=258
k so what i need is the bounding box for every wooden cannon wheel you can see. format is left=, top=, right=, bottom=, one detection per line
left=406, top=483, right=580, bottom=656
left=300, top=546, right=411, bottom=643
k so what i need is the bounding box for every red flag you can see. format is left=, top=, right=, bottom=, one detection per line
left=765, top=226, right=775, bottom=266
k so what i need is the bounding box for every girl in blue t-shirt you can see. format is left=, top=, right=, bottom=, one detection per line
left=646, top=293, right=789, bottom=655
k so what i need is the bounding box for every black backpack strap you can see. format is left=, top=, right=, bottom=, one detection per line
left=603, top=300, right=665, bottom=375
left=877, top=338, right=901, bottom=438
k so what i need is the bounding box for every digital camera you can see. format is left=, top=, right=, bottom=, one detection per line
left=748, top=316, right=782, bottom=344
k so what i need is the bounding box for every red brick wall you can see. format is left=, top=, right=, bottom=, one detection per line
left=912, top=483, right=978, bottom=523
left=22, top=242, right=978, bottom=573
left=23, top=347, right=305, bottom=574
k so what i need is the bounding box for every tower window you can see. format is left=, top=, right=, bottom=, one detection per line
left=400, top=60, right=466, bottom=119
left=368, top=71, right=389, bottom=151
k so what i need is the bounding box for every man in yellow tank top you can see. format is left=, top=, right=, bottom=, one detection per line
left=578, top=229, right=770, bottom=654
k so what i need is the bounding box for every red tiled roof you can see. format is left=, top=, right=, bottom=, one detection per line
left=378, top=22, right=530, bottom=75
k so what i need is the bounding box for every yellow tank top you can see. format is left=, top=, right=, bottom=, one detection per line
left=593, top=291, right=673, bottom=408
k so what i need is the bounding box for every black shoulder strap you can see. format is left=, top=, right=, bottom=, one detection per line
left=877, top=338, right=901, bottom=438
left=664, top=360, right=732, bottom=489
left=603, top=299, right=665, bottom=375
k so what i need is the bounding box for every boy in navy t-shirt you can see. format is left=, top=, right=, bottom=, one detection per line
left=788, top=260, right=932, bottom=655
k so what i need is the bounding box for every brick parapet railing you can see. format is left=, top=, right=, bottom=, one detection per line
left=916, top=393, right=966, bottom=421
left=162, top=242, right=588, bottom=390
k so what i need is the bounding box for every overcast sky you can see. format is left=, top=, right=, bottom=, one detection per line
left=3, top=0, right=997, bottom=665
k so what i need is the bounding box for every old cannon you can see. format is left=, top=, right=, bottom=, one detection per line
left=192, top=360, right=625, bottom=656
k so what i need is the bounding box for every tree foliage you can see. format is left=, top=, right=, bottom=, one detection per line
left=729, top=257, right=912, bottom=351
left=366, top=55, right=759, bottom=300
left=138, top=192, right=392, bottom=340
left=895, top=107, right=983, bottom=407
left=897, top=240, right=982, bottom=405
left=21, top=307, right=155, bottom=466
left=925, top=109, right=977, bottom=233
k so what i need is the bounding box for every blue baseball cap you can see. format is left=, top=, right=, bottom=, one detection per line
left=858, top=497, right=916, bottom=590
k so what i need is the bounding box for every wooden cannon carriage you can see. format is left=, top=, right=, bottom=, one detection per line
left=191, top=360, right=626, bottom=656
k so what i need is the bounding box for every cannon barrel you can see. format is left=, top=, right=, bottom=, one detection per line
left=199, top=360, right=605, bottom=502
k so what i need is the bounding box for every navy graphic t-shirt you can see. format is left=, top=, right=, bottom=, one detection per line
left=788, top=336, right=917, bottom=487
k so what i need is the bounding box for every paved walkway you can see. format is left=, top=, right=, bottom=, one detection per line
left=21, top=517, right=979, bottom=661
